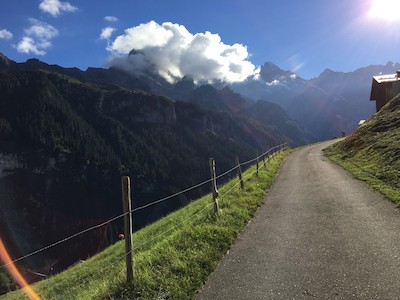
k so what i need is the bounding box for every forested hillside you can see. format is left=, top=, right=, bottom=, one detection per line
left=0, top=69, right=255, bottom=272
left=0, top=54, right=309, bottom=280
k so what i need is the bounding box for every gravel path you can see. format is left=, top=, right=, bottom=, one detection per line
left=196, top=140, right=400, bottom=300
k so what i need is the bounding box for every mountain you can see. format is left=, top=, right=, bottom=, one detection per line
left=231, top=62, right=342, bottom=138
left=230, top=61, right=400, bottom=139
left=0, top=53, right=16, bottom=71
left=0, top=54, right=310, bottom=147
left=168, top=83, right=311, bottom=147
left=310, top=62, right=400, bottom=131
left=0, top=54, right=310, bottom=282
left=1, top=56, right=151, bottom=92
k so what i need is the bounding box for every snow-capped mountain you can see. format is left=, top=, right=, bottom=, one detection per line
left=230, top=61, right=400, bottom=138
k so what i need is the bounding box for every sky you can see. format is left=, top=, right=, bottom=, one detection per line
left=0, top=0, right=400, bottom=81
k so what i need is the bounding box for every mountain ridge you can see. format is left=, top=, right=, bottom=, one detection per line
left=3, top=52, right=397, bottom=141
left=1, top=51, right=397, bottom=287
left=0, top=53, right=308, bottom=283
left=231, top=60, right=400, bottom=137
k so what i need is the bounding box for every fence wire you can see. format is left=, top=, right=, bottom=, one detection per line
left=58, top=144, right=287, bottom=298
left=0, top=143, right=287, bottom=270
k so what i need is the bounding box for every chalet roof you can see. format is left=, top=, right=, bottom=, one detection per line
left=373, top=72, right=400, bottom=84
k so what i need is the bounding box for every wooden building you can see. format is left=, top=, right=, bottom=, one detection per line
left=370, top=71, right=400, bottom=112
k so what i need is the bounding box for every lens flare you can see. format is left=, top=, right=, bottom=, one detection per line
left=0, top=238, right=41, bottom=300
left=369, top=0, right=400, bottom=21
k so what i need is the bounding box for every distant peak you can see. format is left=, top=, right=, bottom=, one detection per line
left=320, top=68, right=335, bottom=75
left=259, top=61, right=300, bottom=83
left=317, top=68, right=345, bottom=78
left=386, top=61, right=400, bottom=69
left=129, top=49, right=145, bottom=56
left=261, top=61, right=283, bottom=73
left=26, top=58, right=42, bottom=64
left=0, top=52, right=16, bottom=67
left=0, top=52, right=8, bottom=60
left=260, top=62, right=285, bottom=82
left=263, top=61, right=280, bottom=68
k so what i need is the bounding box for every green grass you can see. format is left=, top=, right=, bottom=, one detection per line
left=324, top=93, right=400, bottom=205
left=325, top=142, right=400, bottom=205
left=1, top=149, right=290, bottom=300
left=324, top=142, right=400, bottom=204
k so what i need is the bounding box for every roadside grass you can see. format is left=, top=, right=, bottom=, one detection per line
left=324, top=142, right=400, bottom=205
left=324, top=93, right=400, bottom=205
left=1, top=149, right=290, bottom=300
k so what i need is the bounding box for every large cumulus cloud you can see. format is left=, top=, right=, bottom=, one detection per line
left=107, top=21, right=258, bottom=83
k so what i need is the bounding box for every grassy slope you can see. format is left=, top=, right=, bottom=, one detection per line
left=324, top=93, right=400, bottom=204
left=2, top=150, right=290, bottom=300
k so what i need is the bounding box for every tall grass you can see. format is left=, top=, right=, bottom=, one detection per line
left=1, top=150, right=290, bottom=300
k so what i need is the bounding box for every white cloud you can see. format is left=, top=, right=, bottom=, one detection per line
left=104, top=16, right=119, bottom=22
left=107, top=21, right=257, bottom=83
left=39, top=0, right=77, bottom=17
left=109, top=21, right=173, bottom=54
left=0, top=29, right=13, bottom=40
left=25, top=19, right=58, bottom=40
left=16, top=19, right=58, bottom=55
left=266, top=79, right=280, bottom=86
left=16, top=37, right=46, bottom=55
left=100, top=27, right=116, bottom=40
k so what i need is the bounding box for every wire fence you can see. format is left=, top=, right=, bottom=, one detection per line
left=0, top=143, right=287, bottom=275
left=57, top=249, right=130, bottom=299
left=56, top=201, right=217, bottom=299
left=56, top=143, right=287, bottom=299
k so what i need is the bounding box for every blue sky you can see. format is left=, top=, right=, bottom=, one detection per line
left=0, top=0, right=400, bottom=80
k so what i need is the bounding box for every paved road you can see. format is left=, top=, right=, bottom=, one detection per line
left=196, top=140, right=400, bottom=299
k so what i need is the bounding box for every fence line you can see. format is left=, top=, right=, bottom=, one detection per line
left=132, top=144, right=286, bottom=256
left=0, top=143, right=287, bottom=269
left=219, top=151, right=277, bottom=200
left=61, top=144, right=287, bottom=296
left=133, top=202, right=214, bottom=252
left=57, top=249, right=130, bottom=299
left=131, top=177, right=213, bottom=213
left=238, top=143, right=284, bottom=167
left=0, top=213, right=129, bottom=268
left=58, top=201, right=217, bottom=298
left=56, top=201, right=216, bottom=297
left=215, top=164, right=239, bottom=181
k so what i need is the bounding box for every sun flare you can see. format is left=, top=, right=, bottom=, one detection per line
left=369, top=0, right=400, bottom=21
left=0, top=239, right=41, bottom=300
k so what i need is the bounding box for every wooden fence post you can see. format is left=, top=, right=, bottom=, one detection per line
left=256, top=150, right=259, bottom=176
left=121, top=176, right=134, bottom=284
left=209, top=158, right=219, bottom=214
left=235, top=156, right=244, bottom=190
left=262, top=150, right=266, bottom=167
left=265, top=145, right=269, bottom=166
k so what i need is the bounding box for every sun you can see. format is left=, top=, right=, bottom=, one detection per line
left=369, top=0, right=400, bottom=21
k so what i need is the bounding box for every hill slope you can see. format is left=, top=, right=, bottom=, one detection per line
left=324, top=92, right=400, bottom=203
left=0, top=150, right=289, bottom=300
left=0, top=53, right=305, bottom=281
left=0, top=68, right=261, bottom=278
